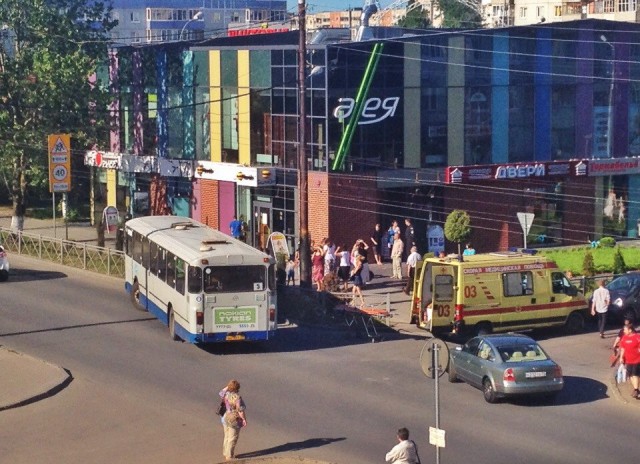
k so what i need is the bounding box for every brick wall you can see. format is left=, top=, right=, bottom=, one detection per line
left=200, top=179, right=220, bottom=228
left=308, top=171, right=329, bottom=246
left=443, top=178, right=596, bottom=252
left=327, top=172, right=380, bottom=251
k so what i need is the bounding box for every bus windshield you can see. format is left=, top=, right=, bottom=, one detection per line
left=202, top=265, right=267, bottom=293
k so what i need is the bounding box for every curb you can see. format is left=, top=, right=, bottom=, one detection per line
left=0, top=347, right=73, bottom=412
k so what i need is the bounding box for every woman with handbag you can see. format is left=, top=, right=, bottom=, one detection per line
left=218, top=379, right=247, bottom=461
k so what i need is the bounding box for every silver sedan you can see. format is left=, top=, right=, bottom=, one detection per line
left=448, top=334, right=563, bottom=403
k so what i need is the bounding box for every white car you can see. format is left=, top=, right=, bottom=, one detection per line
left=0, top=245, right=9, bottom=281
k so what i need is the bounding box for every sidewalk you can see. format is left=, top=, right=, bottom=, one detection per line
left=0, top=206, right=115, bottom=248
left=0, top=346, right=72, bottom=411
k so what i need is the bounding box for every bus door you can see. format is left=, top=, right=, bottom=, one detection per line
left=431, top=264, right=457, bottom=331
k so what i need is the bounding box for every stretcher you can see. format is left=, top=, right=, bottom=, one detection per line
left=334, top=304, right=391, bottom=342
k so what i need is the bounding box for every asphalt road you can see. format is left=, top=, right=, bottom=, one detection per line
left=0, top=254, right=637, bottom=464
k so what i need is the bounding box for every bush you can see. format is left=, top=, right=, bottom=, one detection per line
left=613, top=246, right=628, bottom=274
left=582, top=250, right=596, bottom=277
left=599, top=236, right=616, bottom=248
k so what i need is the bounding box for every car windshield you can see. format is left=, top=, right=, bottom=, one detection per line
left=607, top=275, right=640, bottom=292
left=496, top=343, right=548, bottom=362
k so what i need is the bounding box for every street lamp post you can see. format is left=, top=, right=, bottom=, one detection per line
left=180, top=11, right=203, bottom=41
left=600, top=35, right=615, bottom=158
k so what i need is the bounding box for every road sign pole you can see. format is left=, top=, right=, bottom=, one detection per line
left=523, top=216, right=528, bottom=249
left=432, top=342, right=441, bottom=464
left=52, top=192, right=57, bottom=238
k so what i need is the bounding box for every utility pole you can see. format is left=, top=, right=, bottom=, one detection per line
left=297, top=0, right=311, bottom=288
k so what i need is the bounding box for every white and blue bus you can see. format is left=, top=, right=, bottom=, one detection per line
left=124, top=216, right=277, bottom=343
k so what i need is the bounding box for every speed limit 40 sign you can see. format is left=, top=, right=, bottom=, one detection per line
left=48, top=134, right=71, bottom=193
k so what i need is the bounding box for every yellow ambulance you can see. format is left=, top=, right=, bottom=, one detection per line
left=411, top=251, right=588, bottom=336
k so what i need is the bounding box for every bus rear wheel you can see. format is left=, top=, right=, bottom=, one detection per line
left=130, top=281, right=145, bottom=311
left=168, top=307, right=181, bottom=341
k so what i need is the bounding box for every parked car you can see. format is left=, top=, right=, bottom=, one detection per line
left=0, top=245, right=9, bottom=281
left=448, top=334, right=563, bottom=403
left=599, top=272, right=640, bottom=322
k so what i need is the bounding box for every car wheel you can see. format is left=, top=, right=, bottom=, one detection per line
left=476, top=322, right=492, bottom=336
left=565, top=312, right=585, bottom=334
left=168, top=307, right=180, bottom=341
left=0, top=270, right=8, bottom=282
left=483, top=378, right=498, bottom=403
left=448, top=362, right=459, bottom=383
left=623, top=310, right=636, bottom=324
left=130, top=281, right=145, bottom=311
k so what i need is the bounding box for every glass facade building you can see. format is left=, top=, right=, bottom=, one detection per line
left=91, top=19, right=640, bottom=254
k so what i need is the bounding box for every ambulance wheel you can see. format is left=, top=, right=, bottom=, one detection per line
left=565, top=312, right=585, bottom=334
left=475, top=322, right=492, bottom=336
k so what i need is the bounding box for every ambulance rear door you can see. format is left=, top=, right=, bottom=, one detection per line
left=431, top=263, right=457, bottom=331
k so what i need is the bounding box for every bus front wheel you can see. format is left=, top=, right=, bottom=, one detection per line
left=130, top=281, right=145, bottom=311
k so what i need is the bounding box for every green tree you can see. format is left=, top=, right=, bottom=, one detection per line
left=436, top=0, right=483, bottom=28
left=612, top=246, right=627, bottom=275
left=444, top=209, right=472, bottom=256
left=396, top=0, right=431, bottom=28
left=0, top=0, right=115, bottom=230
left=582, top=250, right=596, bottom=277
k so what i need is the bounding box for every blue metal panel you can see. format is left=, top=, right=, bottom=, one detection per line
left=183, top=50, right=195, bottom=159
left=534, top=29, right=552, bottom=161
left=157, top=49, right=168, bottom=158
left=492, top=34, right=509, bottom=163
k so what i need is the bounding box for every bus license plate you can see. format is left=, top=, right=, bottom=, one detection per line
left=226, top=334, right=246, bottom=341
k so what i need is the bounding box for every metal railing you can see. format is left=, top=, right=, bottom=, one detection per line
left=0, top=227, right=125, bottom=278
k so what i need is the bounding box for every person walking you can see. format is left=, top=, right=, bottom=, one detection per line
left=403, top=218, right=415, bottom=261
left=229, top=216, right=243, bottom=240
left=219, top=379, right=247, bottom=461
left=312, top=246, right=325, bottom=291
left=371, top=223, right=384, bottom=265
left=619, top=324, right=640, bottom=398
left=350, top=254, right=366, bottom=307
left=337, top=244, right=352, bottom=291
left=385, top=427, right=420, bottom=464
left=591, top=279, right=611, bottom=338
left=403, top=246, right=421, bottom=295
left=391, top=232, right=404, bottom=280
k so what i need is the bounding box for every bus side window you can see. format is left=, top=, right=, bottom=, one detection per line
left=141, top=236, right=150, bottom=269
left=187, top=266, right=202, bottom=293
left=166, top=252, right=176, bottom=287
left=157, top=248, right=166, bottom=279
left=175, top=258, right=185, bottom=295
left=149, top=241, right=158, bottom=275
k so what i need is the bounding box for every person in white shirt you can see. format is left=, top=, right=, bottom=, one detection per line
left=385, top=427, right=419, bottom=464
left=403, top=246, right=422, bottom=295
left=591, top=279, right=611, bottom=338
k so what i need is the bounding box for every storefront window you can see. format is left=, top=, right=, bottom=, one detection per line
left=602, top=176, right=628, bottom=238
left=523, top=184, right=563, bottom=246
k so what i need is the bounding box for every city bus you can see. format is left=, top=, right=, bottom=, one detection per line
left=124, top=216, right=277, bottom=343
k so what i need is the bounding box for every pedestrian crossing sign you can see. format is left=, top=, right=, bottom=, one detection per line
left=48, top=134, right=71, bottom=193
